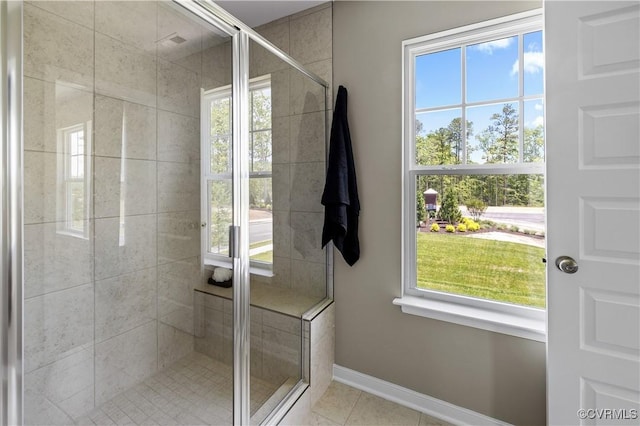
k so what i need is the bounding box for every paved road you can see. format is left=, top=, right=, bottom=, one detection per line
left=460, top=206, right=545, bottom=232
left=249, top=219, right=272, bottom=244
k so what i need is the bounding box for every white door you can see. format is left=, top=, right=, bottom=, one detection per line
left=546, top=1, right=640, bottom=424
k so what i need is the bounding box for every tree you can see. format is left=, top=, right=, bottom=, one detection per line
left=466, top=199, right=487, bottom=221
left=437, top=189, right=462, bottom=224
left=477, top=103, right=519, bottom=164
left=447, top=117, right=473, bottom=163
left=477, top=104, right=519, bottom=205
left=416, top=187, right=426, bottom=226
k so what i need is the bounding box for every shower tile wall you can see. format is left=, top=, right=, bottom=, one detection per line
left=23, top=1, right=204, bottom=423
left=243, top=2, right=333, bottom=299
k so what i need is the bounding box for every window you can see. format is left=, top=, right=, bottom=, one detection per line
left=397, top=10, right=546, bottom=341
left=201, top=76, right=273, bottom=273
left=57, top=122, right=91, bottom=239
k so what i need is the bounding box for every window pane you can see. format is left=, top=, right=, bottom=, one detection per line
left=524, top=99, right=545, bottom=163
left=209, top=179, right=232, bottom=255
left=523, top=31, right=544, bottom=96
left=466, top=102, right=519, bottom=164
left=251, top=130, right=272, bottom=172
left=415, top=109, right=463, bottom=165
left=210, top=136, right=231, bottom=174
left=252, top=87, right=272, bottom=131
left=415, top=48, right=461, bottom=109
left=466, top=36, right=518, bottom=103
left=415, top=174, right=545, bottom=308
left=68, top=181, right=85, bottom=232
left=211, top=97, right=231, bottom=135
left=249, top=177, right=272, bottom=263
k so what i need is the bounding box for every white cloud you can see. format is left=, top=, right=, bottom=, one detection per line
left=511, top=51, right=545, bottom=75
left=533, top=115, right=544, bottom=127
left=473, top=38, right=513, bottom=54
left=534, top=103, right=543, bottom=111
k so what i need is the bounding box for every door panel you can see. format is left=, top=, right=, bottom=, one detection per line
left=546, top=1, right=640, bottom=424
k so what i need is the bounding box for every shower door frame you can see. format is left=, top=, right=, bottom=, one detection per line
left=1, top=0, right=330, bottom=424
left=1, top=0, right=23, bottom=424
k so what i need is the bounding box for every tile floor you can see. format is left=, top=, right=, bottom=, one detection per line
left=308, top=382, right=453, bottom=426
left=74, top=352, right=284, bottom=425
left=69, top=352, right=450, bottom=426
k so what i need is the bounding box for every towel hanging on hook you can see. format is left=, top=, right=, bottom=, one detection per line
left=321, top=85, right=360, bottom=266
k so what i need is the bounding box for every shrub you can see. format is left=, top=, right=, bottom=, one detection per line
left=509, top=225, right=520, bottom=233
left=445, top=224, right=455, bottom=233
left=416, top=189, right=426, bottom=225
left=457, top=223, right=467, bottom=232
left=467, top=221, right=480, bottom=231
left=430, top=223, right=440, bottom=232
left=437, top=190, right=462, bottom=224
left=497, top=223, right=507, bottom=230
left=466, top=199, right=488, bottom=221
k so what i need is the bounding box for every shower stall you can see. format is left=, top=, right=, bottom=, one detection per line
left=1, top=1, right=333, bottom=424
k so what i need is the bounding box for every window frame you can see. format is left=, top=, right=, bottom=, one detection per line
left=397, top=9, right=546, bottom=342
left=56, top=122, right=92, bottom=239
left=201, top=75, right=273, bottom=276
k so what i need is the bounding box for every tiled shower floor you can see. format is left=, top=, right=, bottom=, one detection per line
left=74, top=352, right=285, bottom=426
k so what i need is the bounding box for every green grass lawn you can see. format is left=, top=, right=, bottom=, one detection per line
left=250, top=240, right=273, bottom=263
left=417, top=232, right=546, bottom=308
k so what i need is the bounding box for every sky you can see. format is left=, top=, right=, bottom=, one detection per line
left=415, top=31, right=544, bottom=163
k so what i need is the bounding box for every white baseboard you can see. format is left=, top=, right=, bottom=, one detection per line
left=333, top=365, right=511, bottom=426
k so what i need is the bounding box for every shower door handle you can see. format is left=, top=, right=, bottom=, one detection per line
left=229, top=225, right=240, bottom=259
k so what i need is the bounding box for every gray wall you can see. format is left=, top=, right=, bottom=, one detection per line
left=332, top=2, right=546, bottom=425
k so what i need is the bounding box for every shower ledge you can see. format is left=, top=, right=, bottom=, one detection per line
left=193, top=280, right=324, bottom=318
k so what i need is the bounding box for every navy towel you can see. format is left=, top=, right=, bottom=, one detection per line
left=321, top=86, right=360, bottom=266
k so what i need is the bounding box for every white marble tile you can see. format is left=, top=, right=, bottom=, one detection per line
left=24, top=221, right=93, bottom=299
left=24, top=151, right=61, bottom=224
left=158, top=323, right=194, bottom=369
left=272, top=116, right=290, bottom=164
left=290, top=162, right=325, bottom=213
left=250, top=22, right=290, bottom=78
left=157, top=59, right=200, bottom=118
left=157, top=2, right=204, bottom=74
left=24, top=391, right=76, bottom=426
left=291, top=259, right=326, bottom=299
left=94, top=214, right=157, bottom=280
left=157, top=161, right=200, bottom=213
left=290, top=110, right=326, bottom=163
left=157, top=110, right=200, bottom=164
left=271, top=256, right=292, bottom=289
left=291, top=59, right=332, bottom=115
left=201, top=42, right=232, bottom=91
left=24, top=77, right=93, bottom=153
left=291, top=211, right=325, bottom=263
left=24, top=284, right=94, bottom=373
left=272, top=164, right=291, bottom=212
left=95, top=33, right=157, bottom=108
left=26, top=1, right=94, bottom=29
left=263, top=310, right=301, bottom=335
left=25, top=347, right=94, bottom=420
left=95, top=0, right=157, bottom=54
left=290, top=6, right=332, bottom=65
left=271, top=69, right=290, bottom=119
left=94, top=95, right=157, bottom=160
left=290, top=73, right=327, bottom=117
left=262, top=325, right=301, bottom=382
left=95, top=321, right=158, bottom=406
left=158, top=257, right=199, bottom=334
left=24, top=3, right=94, bottom=89
left=95, top=268, right=158, bottom=342
left=94, top=157, right=157, bottom=218
left=273, top=210, right=292, bottom=259
left=157, top=210, right=200, bottom=264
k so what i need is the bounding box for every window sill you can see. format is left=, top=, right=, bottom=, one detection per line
left=392, top=295, right=546, bottom=342
left=204, top=257, right=274, bottom=278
